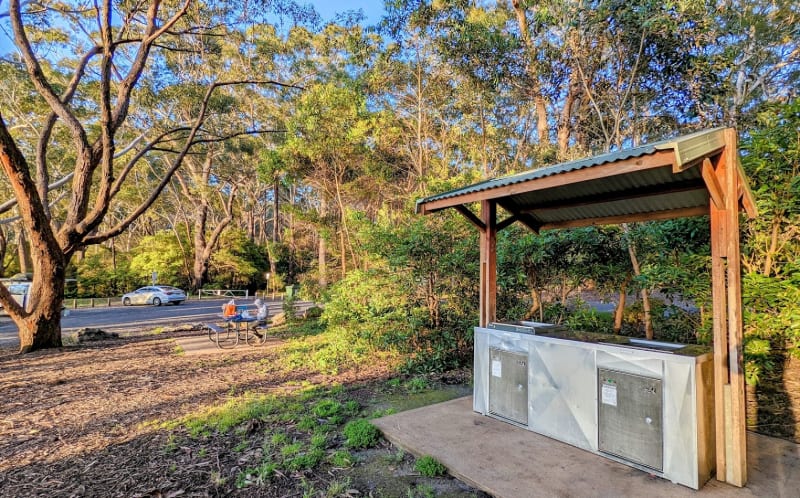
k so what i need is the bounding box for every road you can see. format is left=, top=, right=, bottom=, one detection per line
left=0, top=298, right=312, bottom=348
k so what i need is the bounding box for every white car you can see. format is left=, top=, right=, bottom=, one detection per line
left=121, top=286, right=186, bottom=306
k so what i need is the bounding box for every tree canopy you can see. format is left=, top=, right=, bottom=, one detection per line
left=0, top=0, right=797, bottom=387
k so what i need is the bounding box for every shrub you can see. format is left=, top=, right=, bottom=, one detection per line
left=343, top=419, right=380, bottom=449
left=415, top=455, right=447, bottom=477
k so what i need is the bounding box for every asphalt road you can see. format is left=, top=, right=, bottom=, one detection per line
left=0, top=297, right=311, bottom=348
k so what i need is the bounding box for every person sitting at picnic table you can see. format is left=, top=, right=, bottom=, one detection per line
left=254, top=299, right=269, bottom=324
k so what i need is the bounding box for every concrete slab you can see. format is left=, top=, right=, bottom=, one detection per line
left=175, top=334, right=282, bottom=355
left=373, top=396, right=800, bottom=498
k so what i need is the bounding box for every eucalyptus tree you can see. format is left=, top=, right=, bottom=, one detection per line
left=691, top=0, right=800, bottom=128
left=0, top=0, right=298, bottom=352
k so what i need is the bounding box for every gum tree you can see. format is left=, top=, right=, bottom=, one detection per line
left=0, top=0, right=296, bottom=352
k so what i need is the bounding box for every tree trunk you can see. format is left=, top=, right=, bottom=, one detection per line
left=14, top=233, right=66, bottom=352
left=0, top=227, right=6, bottom=277
left=339, top=228, right=347, bottom=279
left=191, top=257, right=210, bottom=292
left=273, top=179, right=280, bottom=244
left=17, top=263, right=65, bottom=352
left=318, top=234, right=327, bottom=289
left=764, top=217, right=781, bottom=277
left=613, top=277, right=629, bottom=334
left=17, top=228, right=32, bottom=275
left=625, top=227, right=653, bottom=339
left=512, top=1, right=552, bottom=148
left=318, top=198, right=327, bottom=289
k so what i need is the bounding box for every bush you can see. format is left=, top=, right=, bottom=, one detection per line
left=415, top=455, right=447, bottom=477
left=343, top=419, right=380, bottom=449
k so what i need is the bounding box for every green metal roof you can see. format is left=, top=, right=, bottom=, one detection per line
left=417, top=128, right=726, bottom=210
left=413, top=127, right=756, bottom=230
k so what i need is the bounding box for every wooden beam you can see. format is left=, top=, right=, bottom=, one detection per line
left=479, top=200, right=497, bottom=327
left=496, top=200, right=541, bottom=233
left=454, top=204, right=485, bottom=231
left=496, top=215, right=518, bottom=232
left=735, top=157, right=758, bottom=219
left=702, top=158, right=726, bottom=210
left=417, top=150, right=677, bottom=213
left=538, top=206, right=708, bottom=231
left=723, top=128, right=747, bottom=487
left=516, top=213, right=541, bottom=233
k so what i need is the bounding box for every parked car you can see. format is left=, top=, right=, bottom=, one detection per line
left=121, top=286, right=186, bottom=306
left=0, top=281, right=30, bottom=314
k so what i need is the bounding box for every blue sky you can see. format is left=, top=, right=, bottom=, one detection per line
left=307, top=1, right=387, bottom=25
left=0, top=2, right=388, bottom=56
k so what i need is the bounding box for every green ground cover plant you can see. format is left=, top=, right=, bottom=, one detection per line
left=415, top=455, right=447, bottom=477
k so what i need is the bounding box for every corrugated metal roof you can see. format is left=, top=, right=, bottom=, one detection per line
left=416, top=128, right=726, bottom=209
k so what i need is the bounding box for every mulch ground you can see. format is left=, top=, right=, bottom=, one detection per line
left=0, top=330, right=399, bottom=497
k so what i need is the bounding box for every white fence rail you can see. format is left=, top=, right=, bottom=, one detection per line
left=198, top=289, right=250, bottom=299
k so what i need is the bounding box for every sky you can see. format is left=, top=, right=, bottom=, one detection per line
left=306, top=1, right=387, bottom=25
left=0, top=1, right=388, bottom=56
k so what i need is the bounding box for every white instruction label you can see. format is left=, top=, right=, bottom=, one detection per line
left=601, top=383, right=618, bottom=406
left=491, top=360, right=502, bottom=378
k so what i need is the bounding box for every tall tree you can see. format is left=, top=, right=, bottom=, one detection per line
left=0, top=0, right=296, bottom=352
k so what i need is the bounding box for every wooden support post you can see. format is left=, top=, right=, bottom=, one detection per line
left=724, top=128, right=747, bottom=487
left=479, top=200, right=497, bottom=327
left=710, top=130, right=747, bottom=487
left=710, top=188, right=728, bottom=482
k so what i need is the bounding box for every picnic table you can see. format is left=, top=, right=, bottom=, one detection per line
left=205, top=306, right=268, bottom=348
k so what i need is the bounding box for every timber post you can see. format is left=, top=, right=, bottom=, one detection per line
left=479, top=200, right=497, bottom=327
left=708, top=129, right=747, bottom=486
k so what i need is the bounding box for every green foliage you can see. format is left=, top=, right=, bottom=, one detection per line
left=342, top=419, right=380, bottom=449
left=322, top=212, right=479, bottom=374
left=282, top=290, right=298, bottom=322
left=414, top=455, right=447, bottom=477
left=129, top=231, right=188, bottom=287
left=404, top=377, right=429, bottom=394
left=563, top=303, right=613, bottom=334
left=312, top=399, right=342, bottom=418
left=74, top=249, right=136, bottom=297
left=209, top=230, right=270, bottom=289
left=329, top=449, right=355, bottom=468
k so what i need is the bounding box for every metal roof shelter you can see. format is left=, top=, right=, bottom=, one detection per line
left=416, top=127, right=757, bottom=488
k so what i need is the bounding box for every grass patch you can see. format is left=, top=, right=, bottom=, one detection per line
left=329, top=449, right=355, bottom=468
left=404, top=376, right=429, bottom=393
left=343, top=419, right=381, bottom=449
left=180, top=394, right=284, bottom=436
left=415, top=455, right=447, bottom=477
